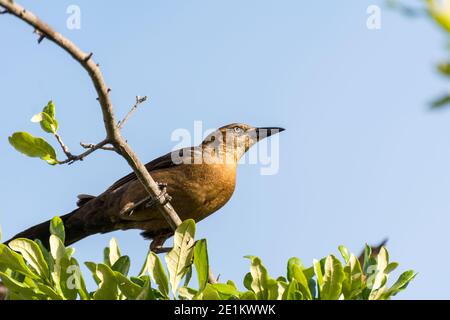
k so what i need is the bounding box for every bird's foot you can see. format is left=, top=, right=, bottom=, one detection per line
left=119, top=182, right=172, bottom=216
left=150, top=232, right=172, bottom=254
left=151, top=246, right=172, bottom=254
left=144, top=182, right=172, bottom=209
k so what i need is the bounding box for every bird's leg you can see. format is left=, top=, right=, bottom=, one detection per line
left=120, top=182, right=172, bottom=216
left=150, top=232, right=172, bottom=254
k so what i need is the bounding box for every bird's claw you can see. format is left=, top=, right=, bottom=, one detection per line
left=119, top=182, right=172, bottom=216
left=145, top=185, right=172, bottom=208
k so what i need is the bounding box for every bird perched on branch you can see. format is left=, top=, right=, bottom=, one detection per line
left=6, top=123, right=284, bottom=250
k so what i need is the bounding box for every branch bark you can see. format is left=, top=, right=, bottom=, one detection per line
left=0, top=0, right=216, bottom=283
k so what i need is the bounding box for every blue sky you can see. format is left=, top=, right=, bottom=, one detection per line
left=1, top=0, right=449, bottom=299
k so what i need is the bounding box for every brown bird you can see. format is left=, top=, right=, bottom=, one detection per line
left=7, top=123, right=284, bottom=249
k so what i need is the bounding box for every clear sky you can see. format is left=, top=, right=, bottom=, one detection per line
left=1, top=0, right=449, bottom=299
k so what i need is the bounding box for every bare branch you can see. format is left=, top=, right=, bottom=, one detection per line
left=54, top=132, right=74, bottom=159
left=80, top=142, right=115, bottom=151
left=0, top=0, right=216, bottom=283
left=117, top=96, right=148, bottom=129
left=54, top=133, right=112, bottom=164
left=58, top=139, right=110, bottom=165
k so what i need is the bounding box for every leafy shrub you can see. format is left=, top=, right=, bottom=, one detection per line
left=0, top=218, right=416, bottom=300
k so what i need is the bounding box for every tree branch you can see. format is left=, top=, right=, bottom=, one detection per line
left=118, top=96, right=148, bottom=129
left=80, top=142, right=115, bottom=152
left=54, top=132, right=74, bottom=159
left=57, top=139, right=110, bottom=165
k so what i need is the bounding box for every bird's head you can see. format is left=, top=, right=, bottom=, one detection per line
left=201, top=123, right=285, bottom=163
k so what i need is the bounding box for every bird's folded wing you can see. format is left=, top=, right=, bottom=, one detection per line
left=106, top=147, right=199, bottom=192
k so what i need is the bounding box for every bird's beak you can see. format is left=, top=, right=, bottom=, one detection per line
left=255, top=127, right=285, bottom=141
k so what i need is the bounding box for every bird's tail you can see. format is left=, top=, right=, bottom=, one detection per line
left=5, top=208, right=90, bottom=248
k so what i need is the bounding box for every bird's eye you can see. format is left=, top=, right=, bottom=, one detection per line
left=234, top=127, right=243, bottom=134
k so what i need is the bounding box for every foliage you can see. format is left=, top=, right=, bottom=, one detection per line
left=0, top=218, right=416, bottom=300
left=391, top=0, right=450, bottom=108
left=8, top=100, right=59, bottom=165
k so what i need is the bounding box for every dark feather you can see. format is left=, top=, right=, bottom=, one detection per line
left=106, top=147, right=196, bottom=192
left=76, top=194, right=96, bottom=207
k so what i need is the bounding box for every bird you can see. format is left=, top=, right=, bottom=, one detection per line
left=6, top=123, right=284, bottom=249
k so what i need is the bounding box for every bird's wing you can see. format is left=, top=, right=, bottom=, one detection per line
left=106, top=146, right=198, bottom=192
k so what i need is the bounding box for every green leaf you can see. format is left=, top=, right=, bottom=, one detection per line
left=108, top=238, right=121, bottom=266
left=49, top=235, right=65, bottom=261
left=178, top=287, right=198, bottom=300
left=144, top=251, right=169, bottom=298
left=245, top=256, right=269, bottom=300
left=313, top=259, right=323, bottom=289
left=114, top=272, right=142, bottom=300
left=347, top=254, right=363, bottom=299
left=199, top=284, right=221, bottom=300
left=165, top=219, right=196, bottom=296
left=240, top=291, right=257, bottom=300
left=194, top=239, right=209, bottom=291
left=50, top=216, right=65, bottom=243
left=48, top=235, right=79, bottom=300
left=31, top=101, right=58, bottom=134
left=427, top=0, right=450, bottom=33
left=290, top=264, right=312, bottom=300
left=8, top=132, right=58, bottom=165
left=227, top=280, right=238, bottom=289
left=43, top=100, right=56, bottom=118
left=0, top=244, right=38, bottom=279
left=93, top=264, right=119, bottom=300
left=287, top=257, right=303, bottom=282
left=338, top=245, right=350, bottom=263
left=385, top=262, right=399, bottom=274
left=85, top=262, right=101, bottom=285
left=283, top=279, right=300, bottom=300
left=8, top=238, right=50, bottom=280
left=35, top=283, right=64, bottom=300
left=383, top=270, right=417, bottom=299
left=368, top=247, right=390, bottom=299
left=184, top=265, right=193, bottom=287
left=35, top=239, right=54, bottom=273
left=243, top=272, right=253, bottom=291
left=135, top=278, right=156, bottom=300
left=321, top=255, right=345, bottom=300
left=0, top=271, right=46, bottom=300
left=431, top=94, right=450, bottom=109
left=210, top=283, right=240, bottom=298
left=31, top=112, right=58, bottom=134
left=437, top=62, right=450, bottom=76
left=363, top=244, right=377, bottom=277
left=111, top=256, right=130, bottom=276
left=67, top=259, right=89, bottom=300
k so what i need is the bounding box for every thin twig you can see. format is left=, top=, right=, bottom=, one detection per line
left=0, top=0, right=216, bottom=284
left=117, top=96, right=148, bottom=129
left=80, top=142, right=115, bottom=151
left=54, top=132, right=74, bottom=159
left=58, top=139, right=110, bottom=165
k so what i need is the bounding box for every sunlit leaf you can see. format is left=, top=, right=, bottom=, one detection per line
left=144, top=251, right=169, bottom=298
left=165, top=219, right=196, bottom=296
left=194, top=239, right=209, bottom=291
left=321, top=255, right=345, bottom=300
left=8, top=132, right=58, bottom=165
left=8, top=238, right=50, bottom=280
